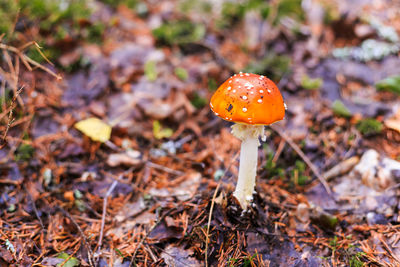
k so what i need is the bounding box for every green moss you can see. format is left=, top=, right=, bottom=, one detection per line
left=153, top=121, right=173, bottom=140
left=227, top=257, right=239, bottom=267
left=0, top=88, right=12, bottom=113
left=263, top=147, right=285, bottom=178
left=14, top=143, right=35, bottom=162
left=329, top=236, right=338, bottom=250
left=245, top=53, right=290, bottom=82
left=144, top=60, right=157, bottom=82
left=152, top=20, right=205, bottom=46
left=218, top=1, right=247, bottom=28
left=275, top=0, right=304, bottom=25
left=332, top=100, right=352, bottom=118
left=356, top=119, right=383, bottom=136
left=375, top=75, right=400, bottom=95
left=217, top=0, right=304, bottom=28
left=99, top=0, right=137, bottom=9
left=291, top=160, right=309, bottom=185
left=190, top=92, right=207, bottom=109
left=320, top=214, right=339, bottom=230
left=208, top=78, right=218, bottom=92
left=264, top=152, right=276, bottom=172
left=19, top=0, right=91, bottom=29
left=1, top=0, right=99, bottom=54
left=0, top=0, right=19, bottom=36
left=85, top=22, right=106, bottom=43
left=179, top=0, right=212, bottom=14
left=175, top=67, right=188, bottom=81
left=349, top=253, right=365, bottom=267
left=301, top=74, right=323, bottom=90
left=243, top=253, right=256, bottom=267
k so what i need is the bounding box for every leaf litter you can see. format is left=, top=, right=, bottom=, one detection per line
left=1, top=0, right=400, bottom=266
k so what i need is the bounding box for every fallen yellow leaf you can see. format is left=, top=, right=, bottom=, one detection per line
left=74, top=117, right=112, bottom=143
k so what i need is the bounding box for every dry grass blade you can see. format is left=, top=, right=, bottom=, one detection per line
left=0, top=87, right=23, bottom=149
left=0, top=41, right=62, bottom=80
left=205, top=182, right=221, bottom=267
left=23, top=55, right=61, bottom=80
left=205, top=151, right=240, bottom=267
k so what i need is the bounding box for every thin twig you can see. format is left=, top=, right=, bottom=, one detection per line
left=205, top=182, right=221, bottom=267
left=270, top=124, right=332, bottom=195
left=96, top=180, right=118, bottom=259
left=146, top=161, right=184, bottom=176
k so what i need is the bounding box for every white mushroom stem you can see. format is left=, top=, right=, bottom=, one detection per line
left=231, top=124, right=265, bottom=209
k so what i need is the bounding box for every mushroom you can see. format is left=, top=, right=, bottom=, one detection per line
left=210, top=73, right=286, bottom=209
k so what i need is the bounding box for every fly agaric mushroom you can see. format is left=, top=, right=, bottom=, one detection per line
left=210, top=72, right=286, bottom=209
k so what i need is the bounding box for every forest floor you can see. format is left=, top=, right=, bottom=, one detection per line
left=1, top=0, right=400, bottom=266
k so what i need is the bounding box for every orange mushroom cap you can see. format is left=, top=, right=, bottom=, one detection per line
left=210, top=73, right=285, bottom=125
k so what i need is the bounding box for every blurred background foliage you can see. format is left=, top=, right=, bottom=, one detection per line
left=0, top=0, right=305, bottom=72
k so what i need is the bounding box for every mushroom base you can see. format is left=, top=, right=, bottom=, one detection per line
left=231, top=124, right=264, bottom=209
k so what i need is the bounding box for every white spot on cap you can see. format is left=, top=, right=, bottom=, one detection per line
left=250, top=91, right=254, bottom=94
left=259, top=90, right=264, bottom=93
left=227, top=86, right=231, bottom=90
left=267, top=89, right=271, bottom=93
left=215, top=112, right=219, bottom=115
left=239, top=71, right=243, bottom=74
left=284, top=103, right=288, bottom=110
left=245, top=73, right=250, bottom=76
left=259, top=75, right=264, bottom=80
left=229, top=80, right=232, bottom=83
left=244, top=82, right=254, bottom=89
left=225, top=117, right=229, bottom=119
left=242, top=95, right=248, bottom=100
left=242, top=107, right=247, bottom=112
left=238, top=86, right=241, bottom=88
left=257, top=99, right=262, bottom=103
left=232, top=89, right=236, bottom=93
left=235, top=79, right=239, bottom=82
